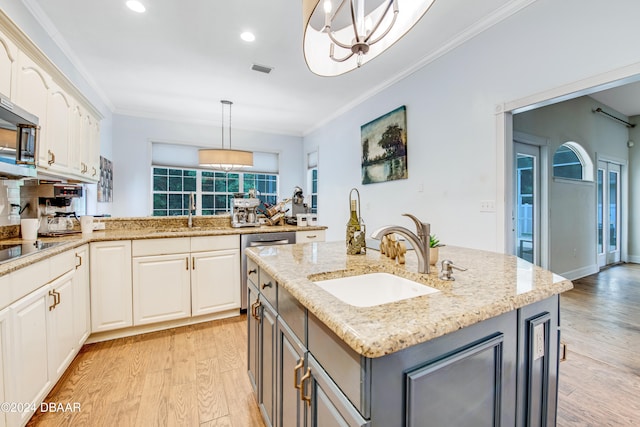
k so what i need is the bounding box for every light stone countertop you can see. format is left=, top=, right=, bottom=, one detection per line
left=246, top=241, right=573, bottom=358
left=0, top=223, right=325, bottom=276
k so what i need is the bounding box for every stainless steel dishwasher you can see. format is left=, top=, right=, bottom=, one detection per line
left=240, top=231, right=296, bottom=310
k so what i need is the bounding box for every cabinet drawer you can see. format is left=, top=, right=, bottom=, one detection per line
left=191, top=235, right=239, bottom=252
left=296, top=229, right=325, bottom=243
left=278, top=285, right=306, bottom=345
left=132, top=237, right=190, bottom=256
left=259, top=269, right=277, bottom=309
left=49, top=250, right=75, bottom=280
left=10, top=260, right=50, bottom=303
left=247, top=258, right=259, bottom=287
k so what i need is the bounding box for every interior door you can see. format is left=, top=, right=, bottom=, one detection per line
left=514, top=143, right=540, bottom=265
left=597, top=161, right=622, bottom=267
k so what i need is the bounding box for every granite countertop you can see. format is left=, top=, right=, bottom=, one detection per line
left=246, top=241, right=573, bottom=358
left=0, top=222, right=326, bottom=276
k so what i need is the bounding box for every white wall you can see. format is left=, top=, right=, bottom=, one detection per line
left=514, top=96, right=630, bottom=278
left=303, top=0, right=640, bottom=255
left=628, top=119, right=640, bottom=263
left=111, top=114, right=304, bottom=217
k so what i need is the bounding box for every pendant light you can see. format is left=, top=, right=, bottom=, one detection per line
left=199, top=100, right=253, bottom=171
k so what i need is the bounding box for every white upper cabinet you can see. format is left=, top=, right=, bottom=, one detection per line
left=0, top=18, right=102, bottom=183
left=14, top=51, right=50, bottom=143
left=42, top=81, right=72, bottom=172
left=0, top=27, right=17, bottom=99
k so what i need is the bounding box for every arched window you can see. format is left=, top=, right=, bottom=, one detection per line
left=553, top=142, right=593, bottom=181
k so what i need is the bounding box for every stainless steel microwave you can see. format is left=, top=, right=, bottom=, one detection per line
left=0, top=95, right=38, bottom=178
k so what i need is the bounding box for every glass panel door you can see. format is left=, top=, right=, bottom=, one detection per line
left=597, top=161, right=621, bottom=267
left=514, top=143, right=539, bottom=264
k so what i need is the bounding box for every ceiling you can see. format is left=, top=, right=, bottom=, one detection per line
left=23, top=0, right=640, bottom=136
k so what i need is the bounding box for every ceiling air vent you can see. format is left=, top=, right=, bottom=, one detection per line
left=251, top=63, right=273, bottom=74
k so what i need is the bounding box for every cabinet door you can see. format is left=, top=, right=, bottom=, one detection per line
left=8, top=285, right=52, bottom=426
left=132, top=253, right=191, bottom=325
left=0, top=28, right=17, bottom=99
left=69, top=101, right=84, bottom=176
left=260, top=299, right=277, bottom=427
left=47, top=270, right=77, bottom=380
left=0, top=307, right=10, bottom=427
left=191, top=249, right=240, bottom=316
left=305, top=355, right=369, bottom=427
left=247, top=282, right=260, bottom=393
left=88, top=115, right=100, bottom=181
left=277, top=319, right=306, bottom=427
left=90, top=241, right=133, bottom=332
left=14, top=51, right=50, bottom=147
left=73, top=245, right=90, bottom=345
left=42, top=82, right=72, bottom=171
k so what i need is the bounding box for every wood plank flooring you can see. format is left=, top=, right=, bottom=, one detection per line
left=27, top=264, right=640, bottom=426
left=26, top=316, right=265, bottom=427
left=557, top=263, right=640, bottom=426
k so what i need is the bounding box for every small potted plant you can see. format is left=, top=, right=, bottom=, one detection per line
left=429, top=234, right=444, bottom=266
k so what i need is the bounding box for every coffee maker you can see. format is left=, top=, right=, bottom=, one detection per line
left=231, top=192, right=260, bottom=228
left=19, top=182, right=83, bottom=236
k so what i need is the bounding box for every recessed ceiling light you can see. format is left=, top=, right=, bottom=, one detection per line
left=240, top=32, right=256, bottom=42
left=126, top=1, right=146, bottom=13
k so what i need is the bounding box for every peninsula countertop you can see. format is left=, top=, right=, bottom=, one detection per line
left=246, top=241, right=573, bottom=358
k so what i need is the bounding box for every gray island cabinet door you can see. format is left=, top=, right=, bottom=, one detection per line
left=305, top=354, right=370, bottom=427
left=405, top=333, right=506, bottom=427
left=277, top=319, right=306, bottom=427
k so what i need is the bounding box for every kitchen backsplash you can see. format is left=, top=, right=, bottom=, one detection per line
left=0, top=180, right=21, bottom=227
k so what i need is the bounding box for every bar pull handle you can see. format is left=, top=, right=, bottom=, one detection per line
left=75, top=253, right=82, bottom=269
left=49, top=290, right=56, bottom=311
left=560, top=340, right=568, bottom=362
left=192, top=257, right=196, bottom=270
left=293, top=357, right=304, bottom=390
left=300, top=367, right=312, bottom=405
left=186, top=257, right=189, bottom=270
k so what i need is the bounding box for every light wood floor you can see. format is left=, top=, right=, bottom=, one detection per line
left=28, top=264, right=640, bottom=426
left=27, top=316, right=266, bottom=427
left=557, top=263, right=640, bottom=426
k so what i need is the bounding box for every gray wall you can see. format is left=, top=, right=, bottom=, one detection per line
left=514, top=96, right=630, bottom=278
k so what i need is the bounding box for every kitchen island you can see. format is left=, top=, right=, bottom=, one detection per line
left=246, top=241, right=573, bottom=427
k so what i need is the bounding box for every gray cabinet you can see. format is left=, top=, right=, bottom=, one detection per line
left=247, top=278, right=277, bottom=427
left=277, top=319, right=305, bottom=427
left=247, top=264, right=561, bottom=427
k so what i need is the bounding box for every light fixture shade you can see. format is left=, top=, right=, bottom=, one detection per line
left=199, top=99, right=254, bottom=172
left=198, top=149, right=253, bottom=171
left=303, top=0, right=436, bottom=76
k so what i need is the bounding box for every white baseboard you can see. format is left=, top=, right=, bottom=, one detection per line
left=558, top=264, right=599, bottom=281
left=627, top=255, right=640, bottom=264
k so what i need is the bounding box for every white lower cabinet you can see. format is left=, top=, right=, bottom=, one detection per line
left=0, top=307, right=10, bottom=427
left=132, top=253, right=191, bottom=325
left=72, top=245, right=90, bottom=345
left=8, top=285, right=52, bottom=426
left=191, top=248, right=240, bottom=316
left=90, top=240, right=133, bottom=332
left=47, top=270, right=77, bottom=380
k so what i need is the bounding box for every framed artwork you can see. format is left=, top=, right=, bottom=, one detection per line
left=361, top=105, right=408, bottom=184
left=98, top=156, right=113, bottom=202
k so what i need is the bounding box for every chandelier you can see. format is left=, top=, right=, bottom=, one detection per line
left=303, top=0, right=436, bottom=76
left=198, top=100, right=253, bottom=172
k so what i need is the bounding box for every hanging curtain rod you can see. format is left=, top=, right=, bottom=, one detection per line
left=592, top=107, right=636, bottom=128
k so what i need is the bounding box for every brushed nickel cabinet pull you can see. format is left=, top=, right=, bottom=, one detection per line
left=261, top=281, right=273, bottom=289
left=300, top=367, right=312, bottom=405
left=306, top=235, right=317, bottom=239
left=92, top=166, right=97, bottom=176
left=293, top=357, right=304, bottom=390
left=248, top=268, right=257, bottom=275
left=75, top=253, right=82, bottom=269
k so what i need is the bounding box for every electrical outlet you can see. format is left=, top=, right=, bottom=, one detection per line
left=479, top=200, right=496, bottom=212
left=533, top=323, right=545, bottom=360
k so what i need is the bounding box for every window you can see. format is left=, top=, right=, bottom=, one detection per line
left=552, top=142, right=593, bottom=181
left=152, top=166, right=278, bottom=216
